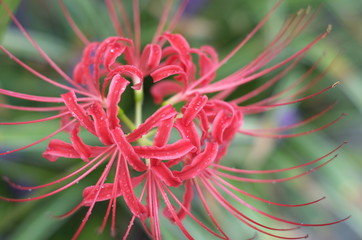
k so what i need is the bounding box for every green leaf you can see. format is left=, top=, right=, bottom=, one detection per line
left=0, top=0, right=21, bottom=40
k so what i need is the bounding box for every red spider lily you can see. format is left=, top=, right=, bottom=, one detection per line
left=0, top=0, right=349, bottom=239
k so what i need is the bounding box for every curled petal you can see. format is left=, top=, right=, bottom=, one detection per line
left=174, top=119, right=200, bottom=152
left=140, top=44, right=162, bottom=72
left=154, top=117, right=174, bottom=147
left=181, top=93, right=208, bottom=126
left=71, top=124, right=92, bottom=162
left=73, top=64, right=87, bottom=85
left=150, top=65, right=187, bottom=85
left=200, top=46, right=218, bottom=66
left=60, top=111, right=76, bottom=133
left=42, top=139, right=80, bottom=162
left=73, top=42, right=99, bottom=85
left=103, top=42, right=126, bottom=70
left=212, top=110, right=233, bottom=144
left=127, top=104, right=177, bottom=142
left=152, top=162, right=182, bottom=187
left=192, top=46, right=218, bottom=86
left=134, top=139, right=195, bottom=160
left=119, top=156, right=148, bottom=218
left=198, top=109, right=210, bottom=142
left=111, top=128, right=147, bottom=172
left=103, top=65, right=143, bottom=91
left=61, top=91, right=95, bottom=134
left=94, top=37, right=133, bottom=78
left=82, top=174, right=146, bottom=207
left=83, top=183, right=122, bottom=207
left=162, top=33, right=191, bottom=65
left=222, top=111, right=243, bottom=143
left=88, top=102, right=114, bottom=145
left=208, top=101, right=240, bottom=144
left=163, top=180, right=193, bottom=221
left=106, top=74, right=129, bottom=129
left=175, top=142, right=218, bottom=180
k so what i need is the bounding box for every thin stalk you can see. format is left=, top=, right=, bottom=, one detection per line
left=134, top=87, right=144, bottom=127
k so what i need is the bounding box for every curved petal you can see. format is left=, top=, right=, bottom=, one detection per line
left=88, top=102, right=114, bottom=145
left=61, top=91, right=95, bottom=134
left=42, top=139, right=80, bottom=162
left=106, top=74, right=129, bottom=129
left=111, top=127, right=147, bottom=172
left=70, top=124, right=92, bottom=162
left=133, top=139, right=195, bottom=160
left=175, top=142, right=218, bottom=180
left=126, top=104, right=177, bottom=142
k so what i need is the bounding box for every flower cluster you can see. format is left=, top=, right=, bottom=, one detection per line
left=0, top=0, right=348, bottom=239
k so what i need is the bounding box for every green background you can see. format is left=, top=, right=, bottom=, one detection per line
left=0, top=0, right=361, bottom=239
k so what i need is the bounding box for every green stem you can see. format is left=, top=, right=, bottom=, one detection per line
left=134, top=87, right=144, bottom=127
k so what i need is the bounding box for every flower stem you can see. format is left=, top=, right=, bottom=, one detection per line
left=134, top=87, right=143, bottom=127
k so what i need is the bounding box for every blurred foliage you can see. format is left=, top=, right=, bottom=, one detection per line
left=0, top=0, right=21, bottom=40
left=0, top=0, right=361, bottom=239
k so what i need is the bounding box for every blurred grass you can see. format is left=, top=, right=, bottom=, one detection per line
left=0, top=0, right=361, bottom=239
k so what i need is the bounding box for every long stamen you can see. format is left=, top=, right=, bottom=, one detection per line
left=195, top=25, right=332, bottom=95
left=0, top=111, right=68, bottom=125
left=212, top=141, right=347, bottom=175
left=213, top=154, right=338, bottom=183
left=163, top=180, right=228, bottom=239
left=0, top=46, right=95, bottom=97
left=71, top=150, right=118, bottom=240
left=193, top=179, right=228, bottom=239
left=152, top=0, right=173, bottom=43
left=225, top=56, right=303, bottom=103
left=133, top=0, right=141, bottom=60
left=0, top=0, right=84, bottom=90
left=239, top=113, right=345, bottom=138
left=156, top=178, right=194, bottom=240
left=201, top=176, right=303, bottom=235
left=98, top=151, right=121, bottom=235
left=210, top=172, right=350, bottom=227
left=58, top=0, right=90, bottom=45
left=122, top=176, right=148, bottom=240
left=0, top=148, right=112, bottom=202
left=245, top=103, right=336, bottom=134
left=115, top=0, right=133, bottom=38
left=240, top=83, right=339, bottom=113
left=105, top=0, right=124, bottom=37
left=188, top=0, right=283, bottom=92
left=0, top=120, right=76, bottom=156
left=212, top=174, right=326, bottom=207
left=4, top=147, right=113, bottom=191
left=165, top=0, right=189, bottom=34
left=0, top=104, right=66, bottom=112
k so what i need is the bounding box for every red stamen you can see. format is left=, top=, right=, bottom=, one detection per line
left=0, top=111, right=67, bottom=125
left=58, top=0, right=90, bottom=45
left=105, top=0, right=124, bottom=37
left=0, top=120, right=75, bottom=156
left=213, top=154, right=339, bottom=183
left=0, top=0, right=83, bottom=90
left=212, top=142, right=346, bottom=174
left=238, top=113, right=345, bottom=138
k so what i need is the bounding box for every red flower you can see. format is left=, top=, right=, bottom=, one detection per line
left=0, top=0, right=348, bottom=239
